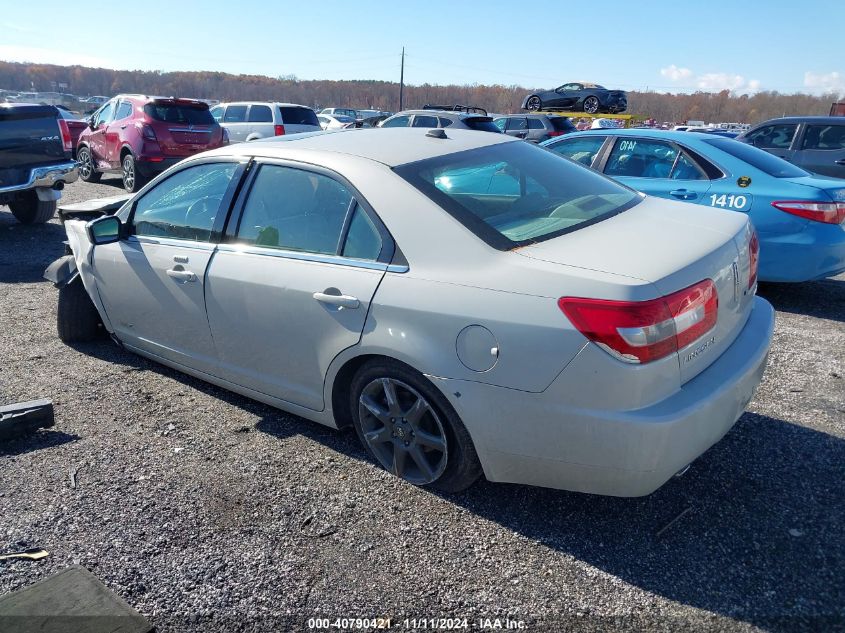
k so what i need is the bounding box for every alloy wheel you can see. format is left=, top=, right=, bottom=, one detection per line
left=122, top=156, right=135, bottom=191
left=526, top=96, right=541, bottom=111
left=78, top=148, right=93, bottom=179
left=358, top=377, right=448, bottom=485
left=584, top=97, right=599, bottom=114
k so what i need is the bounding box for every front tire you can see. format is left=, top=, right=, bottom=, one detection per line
left=9, top=191, right=56, bottom=224
left=57, top=278, right=102, bottom=343
left=583, top=96, right=600, bottom=114
left=525, top=96, right=542, bottom=112
left=121, top=153, right=147, bottom=193
left=350, top=359, right=482, bottom=493
left=77, top=146, right=101, bottom=183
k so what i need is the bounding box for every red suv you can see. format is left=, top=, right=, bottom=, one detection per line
left=76, top=95, right=227, bottom=192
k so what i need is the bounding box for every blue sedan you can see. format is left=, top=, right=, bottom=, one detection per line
left=542, top=129, right=845, bottom=282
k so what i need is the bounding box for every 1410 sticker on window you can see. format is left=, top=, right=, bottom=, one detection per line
left=708, top=193, right=751, bottom=211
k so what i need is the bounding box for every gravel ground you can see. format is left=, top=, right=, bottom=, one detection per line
left=1, top=177, right=844, bottom=633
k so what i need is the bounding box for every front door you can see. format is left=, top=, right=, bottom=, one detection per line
left=93, top=161, right=242, bottom=374
left=602, top=136, right=712, bottom=203
left=88, top=100, right=115, bottom=169
left=205, top=161, right=390, bottom=410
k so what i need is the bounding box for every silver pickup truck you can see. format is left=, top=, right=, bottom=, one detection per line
left=0, top=103, right=78, bottom=224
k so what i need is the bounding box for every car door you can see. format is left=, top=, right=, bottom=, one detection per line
left=553, top=84, right=579, bottom=109
left=105, top=100, right=134, bottom=167
left=93, top=160, right=245, bottom=374
left=222, top=104, right=249, bottom=142
left=88, top=100, right=115, bottom=168
left=504, top=117, right=529, bottom=139
left=411, top=114, right=439, bottom=128
left=793, top=123, right=845, bottom=177
left=601, top=137, right=712, bottom=202
left=205, top=161, right=392, bottom=411
left=246, top=104, right=274, bottom=138
left=743, top=123, right=799, bottom=162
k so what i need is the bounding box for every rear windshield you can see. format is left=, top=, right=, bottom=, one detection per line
left=279, top=106, right=319, bottom=126
left=703, top=137, right=808, bottom=178
left=464, top=117, right=501, bottom=133
left=143, top=103, right=214, bottom=125
left=550, top=117, right=576, bottom=131
left=394, top=141, right=640, bottom=250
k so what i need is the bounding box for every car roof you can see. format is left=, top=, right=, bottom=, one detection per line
left=392, top=109, right=484, bottom=119
left=568, top=129, right=707, bottom=142
left=203, top=127, right=515, bottom=167
left=217, top=101, right=310, bottom=108
left=749, top=116, right=844, bottom=126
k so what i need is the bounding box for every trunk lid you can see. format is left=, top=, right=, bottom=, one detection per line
left=0, top=104, right=66, bottom=186
left=517, top=196, right=756, bottom=383
left=143, top=100, right=223, bottom=156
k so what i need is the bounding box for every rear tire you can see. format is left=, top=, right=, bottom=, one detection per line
left=77, top=146, right=101, bottom=183
left=583, top=96, right=600, bottom=114
left=525, top=95, right=542, bottom=112
left=57, top=278, right=102, bottom=343
left=350, top=359, right=482, bottom=493
left=121, top=153, right=147, bottom=193
left=9, top=191, right=56, bottom=224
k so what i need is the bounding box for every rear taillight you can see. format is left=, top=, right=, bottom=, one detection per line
left=274, top=124, right=285, bottom=136
left=559, top=279, right=718, bottom=364
left=748, top=229, right=760, bottom=289
left=772, top=200, right=845, bottom=225
left=138, top=124, right=157, bottom=141
left=547, top=130, right=569, bottom=137
left=58, top=119, right=72, bottom=153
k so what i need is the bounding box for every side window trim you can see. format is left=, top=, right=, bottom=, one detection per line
left=224, top=157, right=397, bottom=266
left=125, top=158, right=248, bottom=244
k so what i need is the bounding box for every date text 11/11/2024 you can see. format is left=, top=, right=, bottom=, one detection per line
left=307, top=617, right=528, bottom=629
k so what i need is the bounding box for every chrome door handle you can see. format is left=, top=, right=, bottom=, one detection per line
left=835, top=159, right=845, bottom=166
left=313, top=292, right=359, bottom=309
left=669, top=189, right=697, bottom=200
left=166, top=269, right=197, bottom=282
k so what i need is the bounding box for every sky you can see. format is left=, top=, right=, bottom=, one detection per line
left=0, top=0, right=842, bottom=96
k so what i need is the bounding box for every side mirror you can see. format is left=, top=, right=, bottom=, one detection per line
left=87, top=116, right=96, bottom=129
left=87, top=215, right=122, bottom=245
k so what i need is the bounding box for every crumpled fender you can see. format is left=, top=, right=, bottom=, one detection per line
left=43, top=254, right=78, bottom=288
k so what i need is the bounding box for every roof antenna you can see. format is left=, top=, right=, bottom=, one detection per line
left=426, top=129, right=447, bottom=139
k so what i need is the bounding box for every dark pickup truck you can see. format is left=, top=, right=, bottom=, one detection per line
left=0, top=103, right=78, bottom=224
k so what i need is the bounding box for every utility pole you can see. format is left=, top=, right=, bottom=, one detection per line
left=399, top=47, right=405, bottom=112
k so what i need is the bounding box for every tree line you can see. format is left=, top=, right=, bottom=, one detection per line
left=0, top=61, right=839, bottom=124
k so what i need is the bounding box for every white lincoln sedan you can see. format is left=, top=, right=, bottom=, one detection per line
left=47, top=128, right=774, bottom=496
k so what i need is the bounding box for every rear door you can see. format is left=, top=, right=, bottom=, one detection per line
left=205, top=160, right=392, bottom=410
left=246, top=104, right=274, bottom=138
left=601, top=137, right=712, bottom=202
left=504, top=117, right=529, bottom=139
left=93, top=160, right=244, bottom=374
left=794, top=122, right=845, bottom=177
left=544, top=134, right=609, bottom=167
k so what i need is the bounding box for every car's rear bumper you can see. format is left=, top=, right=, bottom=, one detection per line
left=759, top=224, right=845, bottom=282
left=0, top=161, right=78, bottom=195
left=430, top=296, right=775, bottom=497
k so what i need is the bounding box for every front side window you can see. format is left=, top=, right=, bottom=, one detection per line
left=395, top=141, right=639, bottom=249
left=94, top=102, right=114, bottom=127
left=382, top=115, right=411, bottom=128
left=546, top=135, right=607, bottom=166
left=605, top=138, right=678, bottom=178
left=248, top=105, right=273, bottom=123
left=223, top=105, right=248, bottom=123
left=131, top=162, right=238, bottom=241
left=235, top=165, right=353, bottom=255
left=412, top=115, right=439, bottom=128
left=802, top=124, right=845, bottom=150
left=745, top=124, right=797, bottom=149
left=493, top=118, right=507, bottom=132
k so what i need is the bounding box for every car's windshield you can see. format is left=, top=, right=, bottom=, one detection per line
left=394, top=141, right=640, bottom=249
left=144, top=103, right=215, bottom=125
left=704, top=137, right=809, bottom=178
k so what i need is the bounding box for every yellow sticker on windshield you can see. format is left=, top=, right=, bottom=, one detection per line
left=737, top=176, right=751, bottom=188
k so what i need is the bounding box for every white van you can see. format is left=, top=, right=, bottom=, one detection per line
left=210, top=102, right=321, bottom=142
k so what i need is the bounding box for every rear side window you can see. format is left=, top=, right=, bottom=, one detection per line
left=605, top=138, right=678, bottom=178
left=235, top=164, right=353, bottom=255
left=342, top=207, right=382, bottom=261
left=527, top=119, right=545, bottom=130
left=745, top=124, right=797, bottom=149
left=279, top=106, right=319, bottom=126
left=506, top=118, right=528, bottom=131
left=248, top=105, right=273, bottom=123
left=438, top=117, right=454, bottom=128
left=132, top=162, right=238, bottom=242
left=546, top=135, right=607, bottom=167
left=465, top=117, right=500, bottom=133
left=115, top=102, right=133, bottom=120
left=412, top=115, right=439, bottom=128
left=394, top=141, right=639, bottom=249
left=802, top=124, right=845, bottom=150
left=703, top=137, right=809, bottom=178
left=144, top=103, right=214, bottom=125
left=223, top=105, right=248, bottom=123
